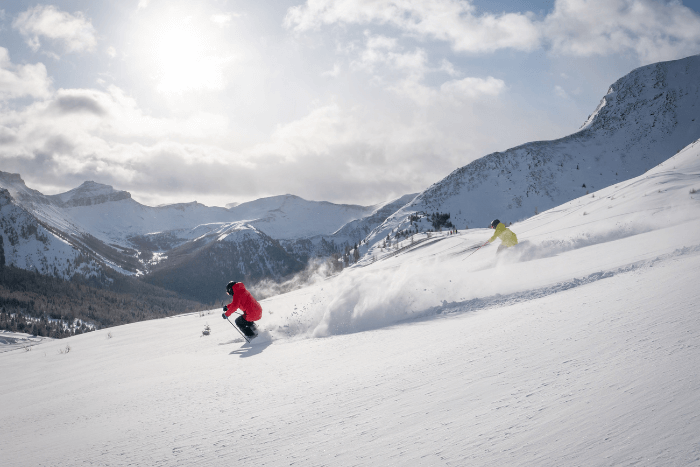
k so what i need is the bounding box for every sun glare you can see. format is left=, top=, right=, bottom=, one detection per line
left=145, top=14, right=230, bottom=94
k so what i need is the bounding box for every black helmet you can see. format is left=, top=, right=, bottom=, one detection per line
left=226, top=281, right=238, bottom=295
left=490, top=219, right=500, bottom=229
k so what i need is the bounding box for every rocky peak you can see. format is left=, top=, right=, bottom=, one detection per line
left=0, top=172, right=24, bottom=185
left=580, top=54, right=700, bottom=137
left=0, top=187, right=13, bottom=206
left=0, top=171, right=52, bottom=206
left=52, top=181, right=132, bottom=207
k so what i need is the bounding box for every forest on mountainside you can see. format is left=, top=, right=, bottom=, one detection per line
left=0, top=264, right=208, bottom=338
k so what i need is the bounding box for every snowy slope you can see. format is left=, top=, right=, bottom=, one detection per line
left=0, top=188, right=102, bottom=278
left=0, top=171, right=82, bottom=237
left=1, top=139, right=699, bottom=466
left=363, top=54, right=700, bottom=253
left=263, top=137, right=700, bottom=337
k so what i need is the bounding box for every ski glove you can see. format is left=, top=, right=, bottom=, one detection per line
left=222, top=312, right=227, bottom=320
left=223, top=305, right=228, bottom=311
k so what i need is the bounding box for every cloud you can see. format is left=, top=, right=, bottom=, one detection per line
left=440, top=76, right=505, bottom=99
left=543, top=0, right=700, bottom=63
left=347, top=32, right=470, bottom=93
left=0, top=47, right=52, bottom=99
left=0, top=85, right=231, bottom=187
left=345, top=32, right=505, bottom=106
left=12, top=5, right=98, bottom=54
left=554, top=85, right=569, bottom=99
left=53, top=86, right=228, bottom=141
left=52, top=95, right=106, bottom=116
left=0, top=126, right=17, bottom=145
left=155, top=54, right=231, bottom=94
left=286, top=0, right=700, bottom=64
left=439, top=59, right=460, bottom=77
left=285, top=0, right=541, bottom=53
left=211, top=13, right=240, bottom=27
left=389, top=75, right=506, bottom=106
left=351, top=34, right=429, bottom=79
left=0, top=70, right=568, bottom=209
left=233, top=78, right=531, bottom=204
left=322, top=62, right=342, bottom=77
left=0, top=1, right=594, bottom=208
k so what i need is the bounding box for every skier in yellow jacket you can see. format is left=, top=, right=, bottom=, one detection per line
left=488, top=219, right=518, bottom=253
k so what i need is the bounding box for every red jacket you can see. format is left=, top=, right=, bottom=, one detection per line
left=224, top=282, right=262, bottom=321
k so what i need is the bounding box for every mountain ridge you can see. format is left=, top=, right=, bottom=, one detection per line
left=359, top=54, right=700, bottom=256
left=0, top=172, right=412, bottom=301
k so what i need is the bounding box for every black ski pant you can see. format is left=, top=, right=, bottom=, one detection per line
left=235, top=315, right=257, bottom=337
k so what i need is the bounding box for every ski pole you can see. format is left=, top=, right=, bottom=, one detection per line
left=225, top=315, right=250, bottom=343
left=462, top=240, right=490, bottom=261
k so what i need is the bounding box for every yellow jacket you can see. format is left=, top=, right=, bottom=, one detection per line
left=488, top=223, right=518, bottom=247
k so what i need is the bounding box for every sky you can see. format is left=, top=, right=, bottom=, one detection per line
left=0, top=0, right=699, bottom=207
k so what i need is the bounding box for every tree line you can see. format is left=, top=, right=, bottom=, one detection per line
left=0, top=264, right=208, bottom=338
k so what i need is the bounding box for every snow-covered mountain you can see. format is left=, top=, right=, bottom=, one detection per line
left=0, top=172, right=409, bottom=300
left=3, top=136, right=699, bottom=466
left=281, top=192, right=418, bottom=261
left=48, top=180, right=133, bottom=207
left=141, top=222, right=305, bottom=303
left=229, top=194, right=376, bottom=239
left=0, top=188, right=102, bottom=278
left=361, top=54, right=700, bottom=256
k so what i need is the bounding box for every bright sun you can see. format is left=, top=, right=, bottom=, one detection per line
left=146, top=14, right=229, bottom=94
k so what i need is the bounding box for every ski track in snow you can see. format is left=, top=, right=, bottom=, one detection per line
left=422, top=243, right=700, bottom=320
left=0, top=332, right=49, bottom=353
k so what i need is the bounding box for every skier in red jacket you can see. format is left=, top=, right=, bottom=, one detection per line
left=222, top=281, right=262, bottom=339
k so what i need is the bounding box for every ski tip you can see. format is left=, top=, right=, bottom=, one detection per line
left=243, top=330, right=272, bottom=346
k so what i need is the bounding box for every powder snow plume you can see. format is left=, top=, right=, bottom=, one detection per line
left=259, top=139, right=700, bottom=340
